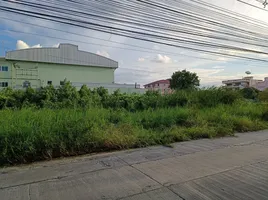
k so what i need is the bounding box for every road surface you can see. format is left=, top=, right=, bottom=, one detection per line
left=1, top=131, right=268, bottom=200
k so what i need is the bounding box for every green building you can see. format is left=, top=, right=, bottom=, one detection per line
left=0, top=44, right=145, bottom=93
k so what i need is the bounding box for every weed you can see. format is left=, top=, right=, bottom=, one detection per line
left=0, top=85, right=268, bottom=166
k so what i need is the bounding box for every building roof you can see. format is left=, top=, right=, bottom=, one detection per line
left=222, top=76, right=262, bottom=84
left=144, top=79, right=170, bottom=87
left=5, top=44, right=118, bottom=69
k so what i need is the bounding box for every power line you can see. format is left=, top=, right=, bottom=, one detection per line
left=237, top=0, right=268, bottom=11
left=2, top=29, right=225, bottom=62
left=0, top=17, right=230, bottom=62
left=1, top=7, right=268, bottom=63
left=1, top=0, right=268, bottom=63
left=3, top=16, right=268, bottom=65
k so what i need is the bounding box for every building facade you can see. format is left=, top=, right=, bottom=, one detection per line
left=0, top=44, right=117, bottom=89
left=0, top=44, right=145, bottom=93
left=222, top=76, right=268, bottom=91
left=144, top=79, right=172, bottom=94
left=255, top=77, right=268, bottom=91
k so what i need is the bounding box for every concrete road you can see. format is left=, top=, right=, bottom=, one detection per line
left=1, top=131, right=268, bottom=200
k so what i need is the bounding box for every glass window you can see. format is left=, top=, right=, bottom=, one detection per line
left=47, top=81, right=52, bottom=85
left=1, top=82, right=8, bottom=87
left=23, top=81, right=31, bottom=88
left=1, top=66, right=8, bottom=71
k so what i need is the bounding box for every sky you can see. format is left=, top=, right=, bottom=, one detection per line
left=0, top=0, right=268, bottom=86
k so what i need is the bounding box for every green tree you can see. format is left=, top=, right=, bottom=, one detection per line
left=170, top=70, right=200, bottom=90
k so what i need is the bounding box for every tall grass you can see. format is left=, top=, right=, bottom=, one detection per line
left=1, top=101, right=268, bottom=166
left=1, top=85, right=268, bottom=165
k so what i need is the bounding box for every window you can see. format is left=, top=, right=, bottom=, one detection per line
left=60, top=81, right=65, bottom=86
left=1, top=66, right=8, bottom=71
left=0, top=82, right=8, bottom=87
left=47, top=81, right=52, bottom=85
left=23, top=81, right=31, bottom=88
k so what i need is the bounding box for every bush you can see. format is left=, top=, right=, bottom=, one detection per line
left=240, top=87, right=259, bottom=100
left=259, top=89, right=268, bottom=102
left=261, top=110, right=268, bottom=121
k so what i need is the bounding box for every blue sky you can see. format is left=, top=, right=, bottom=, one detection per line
left=0, top=0, right=268, bottom=86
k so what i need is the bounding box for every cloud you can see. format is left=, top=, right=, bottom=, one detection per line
left=31, top=44, right=42, bottom=48
left=138, top=57, right=145, bottom=62
left=96, top=50, right=110, bottom=58
left=16, top=40, right=42, bottom=50
left=212, top=66, right=225, bottom=69
left=16, top=40, right=29, bottom=50
left=153, top=45, right=160, bottom=50
left=52, top=43, right=59, bottom=48
left=152, top=54, right=172, bottom=64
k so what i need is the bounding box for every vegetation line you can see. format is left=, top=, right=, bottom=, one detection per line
left=1, top=73, right=268, bottom=166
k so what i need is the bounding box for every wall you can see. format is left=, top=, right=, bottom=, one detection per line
left=0, top=58, right=12, bottom=88
left=73, top=82, right=146, bottom=94
left=0, top=59, right=115, bottom=89
left=146, top=83, right=171, bottom=94
left=256, top=78, right=268, bottom=91
left=37, top=62, right=114, bottom=87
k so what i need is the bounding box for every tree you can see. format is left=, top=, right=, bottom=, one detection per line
left=170, top=70, right=200, bottom=90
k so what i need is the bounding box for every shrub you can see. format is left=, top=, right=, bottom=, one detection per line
left=240, top=87, right=259, bottom=100
left=259, top=89, right=268, bottom=102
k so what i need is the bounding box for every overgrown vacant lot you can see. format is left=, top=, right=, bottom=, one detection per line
left=0, top=84, right=268, bottom=166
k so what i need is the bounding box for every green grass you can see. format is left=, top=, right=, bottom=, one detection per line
left=1, top=101, right=268, bottom=166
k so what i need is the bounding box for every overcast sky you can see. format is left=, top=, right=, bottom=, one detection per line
left=0, top=0, right=268, bottom=86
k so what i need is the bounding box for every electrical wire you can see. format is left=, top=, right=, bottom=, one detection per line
left=1, top=0, right=268, bottom=63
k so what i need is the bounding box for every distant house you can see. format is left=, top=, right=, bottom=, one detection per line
left=222, top=76, right=268, bottom=91
left=144, top=79, right=172, bottom=94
